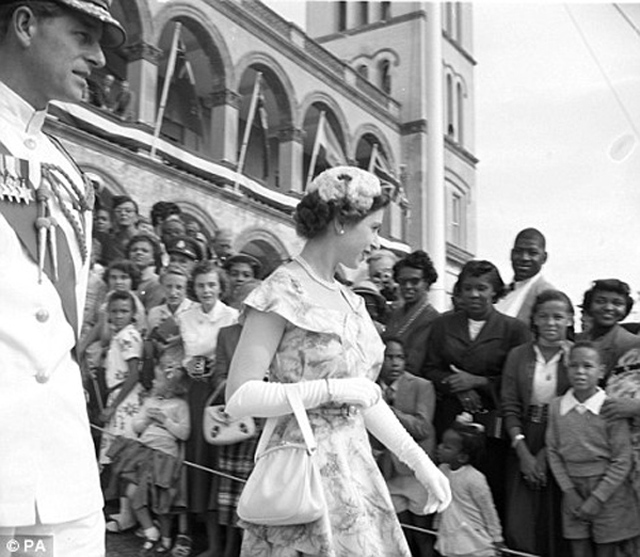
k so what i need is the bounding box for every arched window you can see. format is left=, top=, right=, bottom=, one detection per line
left=446, top=73, right=454, bottom=137
left=456, top=81, right=464, bottom=145
left=357, top=64, right=369, bottom=79
left=379, top=60, right=391, bottom=94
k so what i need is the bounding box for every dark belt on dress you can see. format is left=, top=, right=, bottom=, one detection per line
left=526, top=404, right=549, bottom=424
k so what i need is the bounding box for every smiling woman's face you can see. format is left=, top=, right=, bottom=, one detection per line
left=194, top=271, right=220, bottom=312
left=589, top=290, right=627, bottom=329
left=396, top=266, right=427, bottom=306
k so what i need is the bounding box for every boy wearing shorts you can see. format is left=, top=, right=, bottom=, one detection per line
left=547, top=341, right=640, bottom=557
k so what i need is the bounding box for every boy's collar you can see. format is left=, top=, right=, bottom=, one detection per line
left=560, top=388, right=605, bottom=416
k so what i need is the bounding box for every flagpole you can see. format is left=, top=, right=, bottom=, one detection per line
left=234, top=72, right=262, bottom=193
left=151, top=22, right=182, bottom=159
left=306, top=110, right=325, bottom=188
left=368, top=143, right=379, bottom=173
left=425, top=3, right=447, bottom=311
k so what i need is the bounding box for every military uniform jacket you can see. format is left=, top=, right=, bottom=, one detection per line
left=0, top=81, right=103, bottom=526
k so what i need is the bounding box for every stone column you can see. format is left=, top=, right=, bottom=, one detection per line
left=204, top=89, right=240, bottom=165
left=277, top=127, right=304, bottom=193
left=122, top=42, right=162, bottom=126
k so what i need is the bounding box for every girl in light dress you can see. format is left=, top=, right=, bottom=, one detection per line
left=435, top=415, right=504, bottom=557
left=118, top=347, right=191, bottom=555
left=99, top=289, right=145, bottom=463
left=99, top=290, right=145, bottom=533
left=78, top=258, right=146, bottom=374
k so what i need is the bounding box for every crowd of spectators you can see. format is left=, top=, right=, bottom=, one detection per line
left=84, top=198, right=640, bottom=557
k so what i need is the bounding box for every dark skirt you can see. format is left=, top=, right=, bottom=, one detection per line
left=185, top=379, right=218, bottom=514
left=504, top=419, right=570, bottom=557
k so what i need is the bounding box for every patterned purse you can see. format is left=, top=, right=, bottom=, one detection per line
left=203, top=381, right=256, bottom=445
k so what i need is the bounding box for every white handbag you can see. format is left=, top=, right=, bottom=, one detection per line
left=237, top=388, right=326, bottom=525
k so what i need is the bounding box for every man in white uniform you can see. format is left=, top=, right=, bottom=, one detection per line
left=495, top=228, right=555, bottom=325
left=0, top=1, right=125, bottom=555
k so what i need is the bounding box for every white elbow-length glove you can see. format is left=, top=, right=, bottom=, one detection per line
left=225, top=377, right=382, bottom=419
left=364, top=400, right=452, bottom=514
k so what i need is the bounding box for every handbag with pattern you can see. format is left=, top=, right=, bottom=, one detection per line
left=203, top=380, right=256, bottom=445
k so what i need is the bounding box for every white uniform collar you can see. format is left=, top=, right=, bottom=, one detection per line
left=559, top=388, right=606, bottom=416
left=0, top=81, right=47, bottom=136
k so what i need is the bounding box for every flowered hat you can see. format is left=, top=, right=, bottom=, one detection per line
left=306, top=166, right=382, bottom=213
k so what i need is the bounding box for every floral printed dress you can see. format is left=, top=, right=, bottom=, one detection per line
left=99, top=323, right=144, bottom=465
left=239, top=265, right=412, bottom=557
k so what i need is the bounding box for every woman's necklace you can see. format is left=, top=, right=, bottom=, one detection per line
left=293, top=255, right=340, bottom=291
left=537, top=343, right=562, bottom=381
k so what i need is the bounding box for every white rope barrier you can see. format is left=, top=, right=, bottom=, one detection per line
left=92, top=425, right=540, bottom=556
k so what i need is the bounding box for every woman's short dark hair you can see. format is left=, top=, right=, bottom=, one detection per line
left=455, top=260, right=506, bottom=303
left=103, top=259, right=141, bottom=290
left=569, top=340, right=602, bottom=363
left=112, top=195, right=139, bottom=214
left=393, top=250, right=438, bottom=286
left=106, top=289, right=136, bottom=311
left=582, top=279, right=634, bottom=319
left=150, top=201, right=181, bottom=228
left=126, top=233, right=164, bottom=274
left=294, top=167, right=391, bottom=239
left=381, top=335, right=405, bottom=350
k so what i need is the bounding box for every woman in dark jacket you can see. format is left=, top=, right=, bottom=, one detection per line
left=385, top=250, right=440, bottom=377
left=423, top=260, right=531, bottom=517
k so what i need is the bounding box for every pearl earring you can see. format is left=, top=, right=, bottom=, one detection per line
left=339, top=229, right=345, bottom=235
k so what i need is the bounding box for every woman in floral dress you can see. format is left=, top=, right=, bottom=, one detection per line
left=225, top=167, right=451, bottom=557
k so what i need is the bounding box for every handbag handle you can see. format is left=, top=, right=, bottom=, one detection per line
left=204, top=379, right=227, bottom=408
left=254, top=386, right=317, bottom=460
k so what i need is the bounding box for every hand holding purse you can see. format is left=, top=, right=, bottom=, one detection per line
left=203, top=380, right=256, bottom=445
left=237, top=387, right=326, bottom=525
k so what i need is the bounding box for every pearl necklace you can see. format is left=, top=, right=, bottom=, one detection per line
left=293, top=255, right=340, bottom=291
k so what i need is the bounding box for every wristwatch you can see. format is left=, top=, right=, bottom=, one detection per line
left=511, top=433, right=525, bottom=448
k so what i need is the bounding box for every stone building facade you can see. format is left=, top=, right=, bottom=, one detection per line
left=46, top=0, right=477, bottom=286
